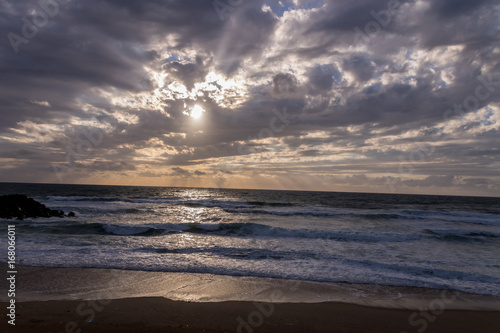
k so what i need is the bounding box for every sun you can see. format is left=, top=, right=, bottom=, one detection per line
left=190, top=105, right=204, bottom=119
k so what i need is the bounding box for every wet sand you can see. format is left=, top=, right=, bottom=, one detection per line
left=2, top=297, right=500, bottom=333
left=1, top=265, right=499, bottom=332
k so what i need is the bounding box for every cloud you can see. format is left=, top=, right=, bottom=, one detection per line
left=171, top=167, right=190, bottom=176
left=30, top=100, right=51, bottom=107
left=428, top=0, right=492, bottom=18
left=0, top=0, right=499, bottom=196
left=306, top=64, right=342, bottom=95
left=273, top=73, right=298, bottom=95
left=343, top=55, right=375, bottom=82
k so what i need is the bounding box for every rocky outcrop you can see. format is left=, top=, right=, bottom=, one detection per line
left=0, top=194, right=75, bottom=220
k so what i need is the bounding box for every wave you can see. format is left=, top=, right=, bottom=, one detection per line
left=46, top=196, right=256, bottom=208
left=22, top=219, right=500, bottom=244
left=44, top=196, right=500, bottom=227
left=47, top=196, right=133, bottom=202
left=102, top=224, right=166, bottom=236
left=214, top=223, right=422, bottom=242
left=180, top=200, right=255, bottom=209
left=223, top=208, right=408, bottom=219
left=424, top=229, right=500, bottom=241
left=25, top=223, right=166, bottom=237
left=247, top=201, right=295, bottom=207
left=223, top=207, right=500, bottom=225
left=46, top=196, right=182, bottom=204
left=21, top=221, right=423, bottom=242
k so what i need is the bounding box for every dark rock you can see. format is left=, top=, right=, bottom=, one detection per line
left=68, top=212, right=76, bottom=217
left=0, top=194, right=66, bottom=220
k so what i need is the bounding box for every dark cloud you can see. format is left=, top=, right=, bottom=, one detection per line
left=90, top=161, right=137, bottom=172
left=272, top=73, right=298, bottom=95
left=0, top=0, right=498, bottom=196
left=164, top=56, right=209, bottom=90
left=404, top=175, right=457, bottom=188
left=428, top=0, right=492, bottom=18
left=307, top=0, right=404, bottom=33
left=307, top=64, right=341, bottom=94
left=171, top=167, right=190, bottom=176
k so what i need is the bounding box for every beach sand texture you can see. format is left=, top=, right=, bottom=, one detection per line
left=1, top=266, right=499, bottom=333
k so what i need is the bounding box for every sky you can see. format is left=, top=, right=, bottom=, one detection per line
left=0, top=0, right=499, bottom=197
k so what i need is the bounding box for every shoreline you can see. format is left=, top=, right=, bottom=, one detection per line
left=1, top=265, right=499, bottom=332
left=1, top=264, right=499, bottom=310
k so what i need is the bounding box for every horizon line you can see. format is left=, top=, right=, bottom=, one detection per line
left=1, top=181, right=499, bottom=199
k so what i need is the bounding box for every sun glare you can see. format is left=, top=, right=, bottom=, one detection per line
left=190, top=105, right=204, bottom=119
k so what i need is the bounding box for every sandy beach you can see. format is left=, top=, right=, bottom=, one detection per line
left=1, top=297, right=500, bottom=333
left=1, top=265, right=499, bottom=332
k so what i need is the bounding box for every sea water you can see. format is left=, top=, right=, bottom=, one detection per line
left=0, top=183, right=499, bottom=297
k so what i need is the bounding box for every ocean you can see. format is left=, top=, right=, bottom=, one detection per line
left=1, top=183, right=499, bottom=298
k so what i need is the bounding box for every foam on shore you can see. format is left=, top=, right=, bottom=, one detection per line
left=2, top=265, right=499, bottom=311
